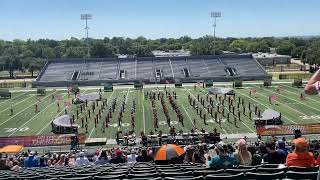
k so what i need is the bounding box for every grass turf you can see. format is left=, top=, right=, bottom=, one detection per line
left=0, top=82, right=319, bottom=139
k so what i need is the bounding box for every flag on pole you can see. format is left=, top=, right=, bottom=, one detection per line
left=197, top=81, right=201, bottom=87
left=67, top=85, right=72, bottom=92
left=271, top=94, right=278, bottom=101
left=165, top=80, right=170, bottom=84
left=250, top=88, right=257, bottom=94
left=76, top=91, right=81, bottom=99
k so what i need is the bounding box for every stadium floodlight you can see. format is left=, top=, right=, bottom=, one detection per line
left=81, top=14, right=93, bottom=58
left=210, top=11, right=221, bottom=55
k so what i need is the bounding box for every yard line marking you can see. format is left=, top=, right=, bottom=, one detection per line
left=0, top=91, right=29, bottom=106
left=256, top=85, right=320, bottom=114
left=183, top=87, right=228, bottom=134
left=88, top=90, right=116, bottom=139
left=0, top=91, right=55, bottom=127
left=125, top=88, right=130, bottom=104
left=195, top=86, right=256, bottom=133
left=8, top=92, right=69, bottom=137
left=0, top=94, right=35, bottom=114
left=36, top=90, right=90, bottom=135
left=235, top=90, right=298, bottom=124
left=142, top=89, right=146, bottom=133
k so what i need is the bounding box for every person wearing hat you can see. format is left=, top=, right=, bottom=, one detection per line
left=109, top=149, right=127, bottom=164
left=234, top=139, right=252, bottom=166
left=24, top=151, right=39, bottom=168
left=75, top=152, right=90, bottom=166
left=205, top=141, right=236, bottom=169
left=286, top=138, right=315, bottom=167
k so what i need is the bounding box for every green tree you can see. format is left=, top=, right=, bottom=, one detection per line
left=276, top=40, right=296, bottom=55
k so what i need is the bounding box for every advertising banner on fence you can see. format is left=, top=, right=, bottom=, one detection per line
left=256, top=123, right=320, bottom=136
left=0, top=134, right=86, bottom=147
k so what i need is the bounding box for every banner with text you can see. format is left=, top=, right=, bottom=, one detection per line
left=256, top=123, right=320, bottom=136
left=0, top=134, right=86, bottom=147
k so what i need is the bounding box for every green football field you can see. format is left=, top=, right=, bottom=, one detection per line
left=1, top=81, right=320, bottom=140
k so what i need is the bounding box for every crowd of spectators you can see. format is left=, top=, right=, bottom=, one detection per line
left=1, top=137, right=320, bottom=172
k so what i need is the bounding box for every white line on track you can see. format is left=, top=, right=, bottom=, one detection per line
left=8, top=93, right=68, bottom=137
left=0, top=91, right=55, bottom=127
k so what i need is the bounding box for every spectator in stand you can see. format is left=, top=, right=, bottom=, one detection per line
left=305, top=69, right=320, bottom=95
left=263, top=141, right=287, bottom=164
left=39, top=156, right=48, bottom=167
left=184, top=145, right=194, bottom=163
left=56, top=154, right=66, bottom=166
left=247, top=145, right=262, bottom=166
left=277, top=140, right=289, bottom=156
left=286, top=138, right=315, bottom=167
left=205, top=142, right=236, bottom=169
left=24, top=151, right=39, bottom=168
left=0, top=158, right=11, bottom=170
left=234, top=139, right=252, bottom=165
left=75, top=152, right=90, bottom=166
left=127, top=150, right=138, bottom=164
left=136, top=149, right=153, bottom=162
left=109, top=149, right=127, bottom=164
left=95, top=150, right=109, bottom=165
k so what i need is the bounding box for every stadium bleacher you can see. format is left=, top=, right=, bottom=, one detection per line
left=35, top=54, right=270, bottom=87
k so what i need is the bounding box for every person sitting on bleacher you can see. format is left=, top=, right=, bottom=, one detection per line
left=205, top=141, right=236, bottom=169
left=233, top=139, right=252, bottom=166
left=286, top=138, right=316, bottom=168
left=94, top=150, right=109, bottom=165
left=24, top=151, right=39, bottom=168
left=263, top=141, right=286, bottom=164
left=109, top=149, right=127, bottom=164
left=136, top=149, right=153, bottom=162
left=75, top=152, right=90, bottom=166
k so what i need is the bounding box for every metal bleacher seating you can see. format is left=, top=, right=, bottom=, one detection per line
left=36, top=54, right=269, bottom=86
left=1, top=162, right=318, bottom=180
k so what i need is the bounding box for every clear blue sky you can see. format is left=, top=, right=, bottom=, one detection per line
left=0, top=0, right=319, bottom=40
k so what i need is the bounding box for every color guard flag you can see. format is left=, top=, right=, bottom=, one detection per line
left=271, top=94, right=278, bottom=101
left=76, top=91, right=81, bottom=99
left=55, top=94, right=62, bottom=101
left=67, top=85, right=72, bottom=92
left=165, top=80, right=170, bottom=84
left=250, top=88, right=257, bottom=94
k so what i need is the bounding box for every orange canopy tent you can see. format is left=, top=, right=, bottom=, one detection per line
left=0, top=145, right=24, bottom=153
left=154, top=144, right=185, bottom=161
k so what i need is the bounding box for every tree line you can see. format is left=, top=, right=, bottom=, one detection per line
left=0, top=36, right=320, bottom=78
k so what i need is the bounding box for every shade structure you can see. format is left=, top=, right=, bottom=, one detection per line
left=0, top=145, right=24, bottom=153
left=154, top=144, right=185, bottom=161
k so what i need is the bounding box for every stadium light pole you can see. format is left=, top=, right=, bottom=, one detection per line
left=210, top=12, right=221, bottom=55
left=81, top=14, right=92, bottom=58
